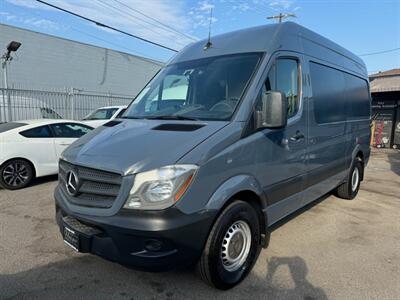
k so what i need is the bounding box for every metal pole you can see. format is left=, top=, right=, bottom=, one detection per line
left=70, top=87, right=75, bottom=120
left=2, top=59, right=12, bottom=122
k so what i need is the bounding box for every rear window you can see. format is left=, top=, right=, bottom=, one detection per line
left=20, top=125, right=52, bottom=138
left=345, top=73, right=370, bottom=119
left=0, top=122, right=27, bottom=133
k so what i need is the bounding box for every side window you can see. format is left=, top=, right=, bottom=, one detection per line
left=310, top=62, right=346, bottom=124
left=51, top=123, right=92, bottom=138
left=20, top=125, right=52, bottom=138
left=266, top=58, right=300, bottom=118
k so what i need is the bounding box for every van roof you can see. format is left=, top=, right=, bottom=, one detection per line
left=170, top=22, right=367, bottom=78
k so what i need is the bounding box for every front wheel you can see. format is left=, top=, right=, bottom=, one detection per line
left=197, top=200, right=261, bottom=290
left=0, top=159, right=34, bottom=190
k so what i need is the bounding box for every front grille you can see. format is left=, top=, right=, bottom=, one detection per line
left=63, top=216, right=102, bottom=235
left=59, top=160, right=122, bottom=209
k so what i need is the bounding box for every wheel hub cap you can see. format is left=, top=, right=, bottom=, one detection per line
left=221, top=220, right=252, bottom=272
left=2, top=163, right=28, bottom=187
left=351, top=168, right=359, bottom=192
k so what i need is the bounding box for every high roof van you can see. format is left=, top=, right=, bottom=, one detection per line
left=55, top=22, right=371, bottom=289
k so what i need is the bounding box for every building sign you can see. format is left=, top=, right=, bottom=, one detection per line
left=371, top=100, right=397, bottom=109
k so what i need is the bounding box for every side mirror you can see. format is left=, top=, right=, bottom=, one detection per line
left=255, top=91, right=288, bottom=130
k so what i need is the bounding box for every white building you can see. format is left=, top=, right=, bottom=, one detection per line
left=0, top=24, right=163, bottom=96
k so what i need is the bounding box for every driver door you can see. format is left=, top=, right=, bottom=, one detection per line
left=253, top=53, right=308, bottom=224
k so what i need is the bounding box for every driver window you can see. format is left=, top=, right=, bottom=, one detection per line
left=266, top=58, right=299, bottom=118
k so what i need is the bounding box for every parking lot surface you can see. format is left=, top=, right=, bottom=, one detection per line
left=1, top=150, right=399, bottom=300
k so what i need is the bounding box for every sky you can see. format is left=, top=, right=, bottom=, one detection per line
left=0, top=0, right=399, bottom=74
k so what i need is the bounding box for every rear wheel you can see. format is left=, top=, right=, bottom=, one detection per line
left=197, top=200, right=261, bottom=290
left=0, top=159, right=34, bottom=190
left=335, top=158, right=363, bottom=200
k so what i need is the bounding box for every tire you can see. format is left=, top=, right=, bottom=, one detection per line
left=0, top=159, right=34, bottom=190
left=335, top=158, right=363, bottom=200
left=197, top=200, right=261, bottom=290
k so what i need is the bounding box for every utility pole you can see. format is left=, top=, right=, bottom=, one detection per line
left=1, top=41, right=21, bottom=122
left=267, top=13, right=296, bottom=23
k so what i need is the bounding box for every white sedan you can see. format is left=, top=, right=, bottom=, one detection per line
left=81, top=105, right=127, bottom=128
left=0, top=119, right=93, bottom=190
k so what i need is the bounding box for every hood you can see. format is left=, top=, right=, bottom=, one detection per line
left=62, top=119, right=228, bottom=175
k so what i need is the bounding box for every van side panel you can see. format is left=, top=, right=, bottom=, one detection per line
left=343, top=73, right=372, bottom=168
left=306, top=61, right=349, bottom=192
left=302, top=57, right=370, bottom=203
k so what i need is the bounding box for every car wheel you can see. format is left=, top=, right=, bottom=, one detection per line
left=197, top=200, right=261, bottom=290
left=335, top=158, right=363, bottom=200
left=0, top=159, right=34, bottom=190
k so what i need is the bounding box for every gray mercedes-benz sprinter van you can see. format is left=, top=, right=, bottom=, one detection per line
left=55, top=22, right=371, bottom=289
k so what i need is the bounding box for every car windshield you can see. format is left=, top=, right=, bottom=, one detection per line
left=40, top=107, right=62, bottom=119
left=124, top=53, right=262, bottom=121
left=83, top=108, right=119, bottom=120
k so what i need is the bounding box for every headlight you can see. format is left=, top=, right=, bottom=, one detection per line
left=124, top=165, right=198, bottom=210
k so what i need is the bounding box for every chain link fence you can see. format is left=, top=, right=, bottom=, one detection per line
left=0, top=87, right=134, bottom=123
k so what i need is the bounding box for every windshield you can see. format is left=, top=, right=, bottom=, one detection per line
left=83, top=108, right=118, bottom=120
left=40, top=107, right=62, bottom=119
left=124, top=53, right=262, bottom=121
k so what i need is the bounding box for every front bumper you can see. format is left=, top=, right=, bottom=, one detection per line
left=55, top=186, right=216, bottom=272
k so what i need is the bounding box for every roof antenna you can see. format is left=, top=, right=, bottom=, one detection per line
left=204, top=7, right=213, bottom=50
left=267, top=12, right=296, bottom=23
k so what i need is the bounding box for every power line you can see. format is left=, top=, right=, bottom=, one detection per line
left=70, top=27, right=163, bottom=62
left=94, top=0, right=190, bottom=49
left=359, top=47, right=400, bottom=57
left=111, top=0, right=197, bottom=42
left=95, top=0, right=175, bottom=43
left=35, top=0, right=178, bottom=52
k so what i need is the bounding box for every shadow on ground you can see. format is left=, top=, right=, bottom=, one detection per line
left=0, top=175, right=58, bottom=191
left=0, top=192, right=331, bottom=299
left=0, top=254, right=327, bottom=300
left=387, top=150, right=400, bottom=176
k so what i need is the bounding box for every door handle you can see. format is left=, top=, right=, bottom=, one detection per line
left=290, top=131, right=305, bottom=142
left=59, top=142, right=71, bottom=146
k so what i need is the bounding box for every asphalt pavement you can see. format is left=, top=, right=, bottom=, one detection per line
left=0, top=150, right=399, bottom=299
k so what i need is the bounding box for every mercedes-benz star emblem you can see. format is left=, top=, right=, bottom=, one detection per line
left=66, top=171, right=80, bottom=196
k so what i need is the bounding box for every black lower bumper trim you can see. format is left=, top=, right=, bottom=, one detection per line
left=55, top=194, right=216, bottom=272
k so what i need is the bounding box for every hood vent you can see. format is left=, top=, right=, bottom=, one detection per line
left=152, top=123, right=205, bottom=132
left=103, top=120, right=122, bottom=127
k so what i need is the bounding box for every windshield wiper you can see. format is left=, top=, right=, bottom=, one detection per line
left=144, top=115, right=199, bottom=121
